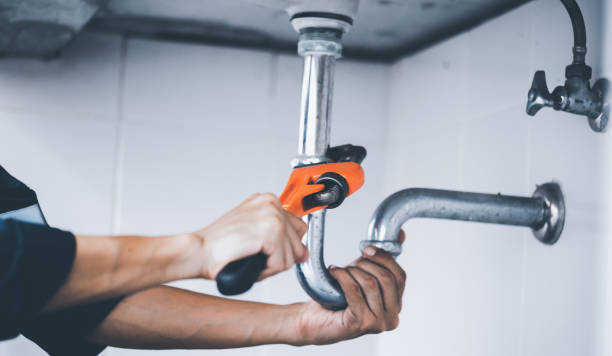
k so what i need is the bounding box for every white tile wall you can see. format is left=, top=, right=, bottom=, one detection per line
left=600, top=1, right=612, bottom=356
left=0, top=1, right=609, bottom=355
left=381, top=2, right=608, bottom=356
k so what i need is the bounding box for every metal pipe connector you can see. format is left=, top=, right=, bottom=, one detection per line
left=297, top=28, right=343, bottom=58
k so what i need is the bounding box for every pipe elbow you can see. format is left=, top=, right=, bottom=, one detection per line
left=361, top=188, right=427, bottom=256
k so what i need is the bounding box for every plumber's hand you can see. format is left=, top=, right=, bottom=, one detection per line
left=193, top=193, right=308, bottom=280
left=292, top=231, right=406, bottom=345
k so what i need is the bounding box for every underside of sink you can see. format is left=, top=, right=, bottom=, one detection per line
left=1, top=0, right=531, bottom=61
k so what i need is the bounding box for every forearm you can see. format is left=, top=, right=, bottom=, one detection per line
left=45, top=234, right=201, bottom=311
left=88, top=286, right=302, bottom=349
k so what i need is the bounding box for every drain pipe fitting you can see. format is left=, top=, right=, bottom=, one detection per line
left=361, top=183, right=566, bottom=258
left=291, top=14, right=352, bottom=310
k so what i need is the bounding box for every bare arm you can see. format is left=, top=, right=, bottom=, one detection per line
left=45, top=233, right=201, bottom=311
left=89, top=286, right=299, bottom=349
left=45, top=193, right=307, bottom=312
left=89, top=234, right=406, bottom=350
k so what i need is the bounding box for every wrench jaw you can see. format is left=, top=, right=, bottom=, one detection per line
left=280, top=145, right=366, bottom=218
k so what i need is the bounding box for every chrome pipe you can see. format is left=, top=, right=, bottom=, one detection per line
left=294, top=54, right=336, bottom=166
left=294, top=29, right=349, bottom=310
left=361, top=183, right=566, bottom=257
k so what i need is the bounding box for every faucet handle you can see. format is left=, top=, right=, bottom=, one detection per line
left=589, top=78, right=610, bottom=132
left=527, top=71, right=557, bottom=116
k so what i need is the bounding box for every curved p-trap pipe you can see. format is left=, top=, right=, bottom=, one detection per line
left=297, top=182, right=565, bottom=310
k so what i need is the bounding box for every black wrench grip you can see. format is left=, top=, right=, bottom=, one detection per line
left=216, top=252, right=268, bottom=296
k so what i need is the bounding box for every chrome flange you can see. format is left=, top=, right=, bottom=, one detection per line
left=531, top=182, right=566, bottom=245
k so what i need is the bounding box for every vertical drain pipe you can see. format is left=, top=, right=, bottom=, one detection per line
left=291, top=18, right=351, bottom=310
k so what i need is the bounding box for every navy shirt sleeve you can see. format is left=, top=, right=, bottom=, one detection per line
left=0, top=166, right=123, bottom=355
left=0, top=219, right=123, bottom=355
left=0, top=219, right=76, bottom=340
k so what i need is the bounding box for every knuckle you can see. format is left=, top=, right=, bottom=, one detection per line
left=268, top=260, right=283, bottom=272
left=379, top=270, right=395, bottom=285
left=345, top=309, right=360, bottom=325
left=261, top=192, right=277, bottom=202
left=362, top=275, right=378, bottom=290
left=252, top=193, right=266, bottom=202
left=399, top=268, right=407, bottom=283
left=390, top=316, right=400, bottom=330
left=297, top=220, right=308, bottom=233
left=359, top=321, right=371, bottom=333
left=348, top=282, right=362, bottom=296
left=265, top=214, right=284, bottom=232
left=293, top=246, right=306, bottom=261
left=263, top=205, right=279, bottom=217
left=355, top=260, right=369, bottom=269
left=284, top=252, right=295, bottom=267
left=362, top=317, right=379, bottom=333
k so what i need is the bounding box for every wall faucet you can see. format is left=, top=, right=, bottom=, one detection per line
left=526, top=0, right=610, bottom=132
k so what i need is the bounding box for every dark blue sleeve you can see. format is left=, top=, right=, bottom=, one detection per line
left=0, top=219, right=123, bottom=355
left=0, top=166, right=123, bottom=355
left=0, top=219, right=76, bottom=340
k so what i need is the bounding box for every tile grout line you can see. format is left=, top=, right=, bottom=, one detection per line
left=375, top=58, right=393, bottom=356
left=110, top=36, right=129, bottom=237
left=600, top=2, right=612, bottom=355
left=516, top=5, right=538, bottom=356
left=380, top=61, right=394, bottom=197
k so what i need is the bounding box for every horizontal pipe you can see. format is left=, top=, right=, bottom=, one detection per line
left=367, top=189, right=546, bottom=251
left=362, top=183, right=565, bottom=258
